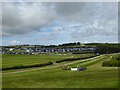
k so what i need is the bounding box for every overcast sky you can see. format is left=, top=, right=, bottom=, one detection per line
left=1, top=2, right=118, bottom=45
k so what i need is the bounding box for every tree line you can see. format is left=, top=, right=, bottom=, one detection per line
left=94, top=44, right=120, bottom=54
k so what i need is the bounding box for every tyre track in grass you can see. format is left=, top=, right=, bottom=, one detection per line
left=2, top=55, right=104, bottom=75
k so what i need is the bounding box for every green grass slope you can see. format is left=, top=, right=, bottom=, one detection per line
left=2, top=54, right=118, bottom=88
left=2, top=54, right=95, bottom=68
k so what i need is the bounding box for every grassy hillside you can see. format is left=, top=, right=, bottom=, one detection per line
left=2, top=54, right=118, bottom=88
left=2, top=54, right=95, bottom=69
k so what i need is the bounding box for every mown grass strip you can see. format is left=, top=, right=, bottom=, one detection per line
left=55, top=54, right=98, bottom=63
left=69, top=55, right=105, bottom=67
left=82, top=59, right=102, bottom=67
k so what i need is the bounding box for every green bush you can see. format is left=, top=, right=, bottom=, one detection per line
left=112, top=55, right=120, bottom=60
left=102, top=60, right=119, bottom=67
left=13, top=65, right=25, bottom=69
left=2, top=62, right=53, bottom=70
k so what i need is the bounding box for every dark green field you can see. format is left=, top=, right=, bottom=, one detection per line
left=2, top=53, right=119, bottom=88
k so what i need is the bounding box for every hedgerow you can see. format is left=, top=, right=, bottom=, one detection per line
left=102, top=60, right=119, bottom=67
left=2, top=62, right=53, bottom=70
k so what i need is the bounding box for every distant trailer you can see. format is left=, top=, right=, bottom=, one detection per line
left=71, top=68, right=78, bottom=71
left=71, top=67, right=87, bottom=71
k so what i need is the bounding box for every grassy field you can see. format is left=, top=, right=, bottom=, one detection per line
left=2, top=54, right=95, bottom=68
left=2, top=53, right=119, bottom=88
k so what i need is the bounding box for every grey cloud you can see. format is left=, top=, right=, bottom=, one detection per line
left=54, top=2, right=86, bottom=16
left=70, top=20, right=117, bottom=39
left=2, top=3, right=22, bottom=26
left=39, top=2, right=117, bottom=41
left=2, top=2, right=56, bottom=36
left=57, top=3, right=118, bottom=38
left=2, top=2, right=118, bottom=38
left=54, top=2, right=117, bottom=22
